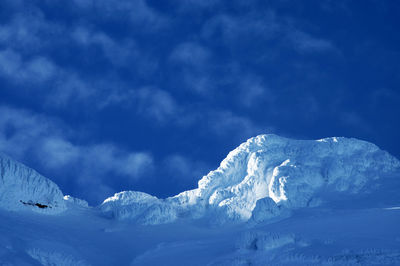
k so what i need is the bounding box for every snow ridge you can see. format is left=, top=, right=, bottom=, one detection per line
left=0, top=153, right=66, bottom=213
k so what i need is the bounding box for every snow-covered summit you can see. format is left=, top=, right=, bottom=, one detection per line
left=0, top=153, right=66, bottom=213
left=101, top=134, right=400, bottom=224
left=193, top=134, right=399, bottom=221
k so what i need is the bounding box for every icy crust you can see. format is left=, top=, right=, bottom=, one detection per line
left=100, top=134, right=400, bottom=225
left=195, top=134, right=400, bottom=222
left=0, top=153, right=66, bottom=213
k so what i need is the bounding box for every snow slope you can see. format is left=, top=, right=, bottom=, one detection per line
left=0, top=153, right=66, bottom=213
left=0, top=134, right=399, bottom=265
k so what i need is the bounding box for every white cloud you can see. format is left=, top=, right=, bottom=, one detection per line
left=170, top=42, right=211, bottom=66
left=339, top=112, right=372, bottom=133
left=208, top=110, right=264, bottom=139
left=0, top=48, right=97, bottom=108
left=169, top=42, right=216, bottom=95
left=0, top=106, right=59, bottom=158
left=202, top=12, right=280, bottom=44
left=50, top=73, right=94, bottom=106
left=111, top=87, right=181, bottom=123
left=0, top=50, right=57, bottom=83
left=237, top=74, right=274, bottom=108
left=0, top=10, right=64, bottom=52
left=72, top=0, right=169, bottom=31
left=24, top=56, right=57, bottom=82
left=178, top=108, right=270, bottom=141
left=39, top=138, right=154, bottom=183
left=137, top=88, right=177, bottom=121
left=170, top=0, right=219, bottom=12
left=0, top=106, right=155, bottom=186
left=201, top=11, right=336, bottom=55
left=71, top=27, right=140, bottom=67
left=0, top=49, right=22, bottom=79
left=163, top=154, right=209, bottom=182
left=287, top=30, right=335, bottom=53
left=80, top=144, right=154, bottom=180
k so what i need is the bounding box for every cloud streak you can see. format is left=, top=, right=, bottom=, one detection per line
left=0, top=106, right=155, bottom=203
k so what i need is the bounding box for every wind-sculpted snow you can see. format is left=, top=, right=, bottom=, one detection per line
left=248, top=197, right=285, bottom=225
left=100, top=191, right=179, bottom=224
left=194, top=134, right=400, bottom=222
left=0, top=153, right=66, bottom=213
left=100, top=134, right=400, bottom=225
left=100, top=191, right=158, bottom=219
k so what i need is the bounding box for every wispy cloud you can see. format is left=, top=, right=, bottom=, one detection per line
left=71, top=26, right=150, bottom=69
left=0, top=50, right=57, bottom=84
left=201, top=12, right=280, bottom=45
left=236, top=74, right=274, bottom=108
left=39, top=137, right=153, bottom=179
left=207, top=110, right=267, bottom=140
left=134, top=87, right=179, bottom=123
left=169, top=42, right=215, bottom=95
left=71, top=0, right=170, bottom=31
left=0, top=106, right=155, bottom=203
left=163, top=154, right=209, bottom=183
left=201, top=10, right=335, bottom=56
left=170, top=42, right=211, bottom=66
left=101, top=87, right=181, bottom=123
left=286, top=30, right=335, bottom=53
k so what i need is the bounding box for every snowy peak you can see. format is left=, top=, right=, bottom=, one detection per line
left=0, top=153, right=66, bottom=213
left=194, top=134, right=399, bottom=221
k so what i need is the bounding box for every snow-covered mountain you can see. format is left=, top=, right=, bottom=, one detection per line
left=100, top=135, right=400, bottom=224
left=0, top=134, right=399, bottom=265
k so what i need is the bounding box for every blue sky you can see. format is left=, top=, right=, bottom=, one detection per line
left=0, top=0, right=399, bottom=205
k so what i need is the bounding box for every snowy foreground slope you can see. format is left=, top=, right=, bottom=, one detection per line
left=0, top=134, right=400, bottom=265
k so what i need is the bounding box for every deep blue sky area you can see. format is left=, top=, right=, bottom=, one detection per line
left=0, top=0, right=399, bottom=205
